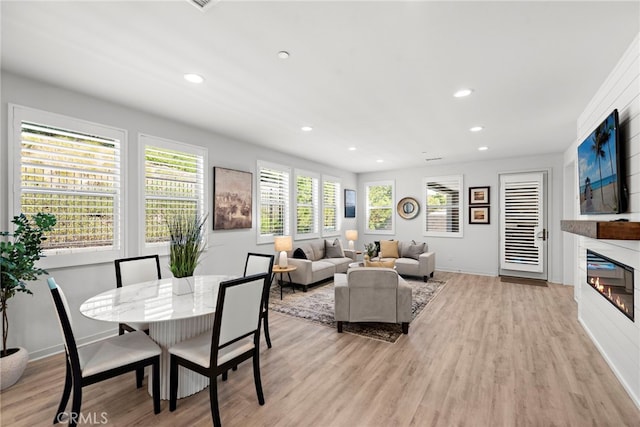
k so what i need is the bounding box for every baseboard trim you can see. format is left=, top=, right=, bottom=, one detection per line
left=28, top=329, right=118, bottom=362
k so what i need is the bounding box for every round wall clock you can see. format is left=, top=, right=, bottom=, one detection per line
left=397, top=197, right=419, bottom=220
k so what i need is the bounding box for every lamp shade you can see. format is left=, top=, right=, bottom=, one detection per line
left=274, top=236, right=293, bottom=252
left=345, top=230, right=358, bottom=241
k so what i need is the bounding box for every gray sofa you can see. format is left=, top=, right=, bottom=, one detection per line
left=372, top=240, right=435, bottom=282
left=286, top=239, right=356, bottom=291
left=334, top=267, right=412, bottom=334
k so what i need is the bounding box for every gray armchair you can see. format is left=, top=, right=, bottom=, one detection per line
left=334, top=267, right=412, bottom=334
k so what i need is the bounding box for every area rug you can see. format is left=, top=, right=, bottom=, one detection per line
left=268, top=277, right=447, bottom=343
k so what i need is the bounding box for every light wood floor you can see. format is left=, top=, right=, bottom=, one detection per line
left=2, top=272, right=639, bottom=426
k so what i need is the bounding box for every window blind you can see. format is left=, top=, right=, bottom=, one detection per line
left=258, top=162, right=290, bottom=240
left=424, top=176, right=462, bottom=237
left=20, top=121, right=120, bottom=250
left=144, top=144, right=204, bottom=244
left=322, top=178, right=340, bottom=234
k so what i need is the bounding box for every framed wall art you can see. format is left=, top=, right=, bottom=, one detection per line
left=344, top=189, right=356, bottom=218
left=469, top=186, right=490, bottom=205
left=469, top=206, right=490, bottom=224
left=213, top=167, right=252, bottom=230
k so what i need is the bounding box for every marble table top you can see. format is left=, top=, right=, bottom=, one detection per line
left=80, top=275, right=233, bottom=323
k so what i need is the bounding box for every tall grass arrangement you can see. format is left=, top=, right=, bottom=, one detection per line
left=166, top=213, right=208, bottom=278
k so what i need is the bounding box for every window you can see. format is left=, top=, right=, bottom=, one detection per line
left=140, top=134, right=206, bottom=250
left=322, top=176, right=340, bottom=236
left=257, top=161, right=290, bottom=244
left=423, top=175, right=463, bottom=237
left=365, top=181, right=394, bottom=234
left=9, top=105, right=125, bottom=267
left=294, top=169, right=319, bottom=239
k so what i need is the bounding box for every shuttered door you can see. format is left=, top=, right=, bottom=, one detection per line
left=500, top=172, right=545, bottom=274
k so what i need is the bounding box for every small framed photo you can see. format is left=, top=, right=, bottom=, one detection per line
left=469, top=206, right=490, bottom=224
left=344, top=189, right=356, bottom=218
left=469, top=186, right=490, bottom=205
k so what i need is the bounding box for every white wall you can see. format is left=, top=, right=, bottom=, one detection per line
left=563, top=33, right=640, bottom=408
left=0, top=71, right=357, bottom=359
left=357, top=153, right=565, bottom=282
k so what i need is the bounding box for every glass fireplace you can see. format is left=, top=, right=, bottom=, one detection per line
left=586, top=250, right=634, bottom=321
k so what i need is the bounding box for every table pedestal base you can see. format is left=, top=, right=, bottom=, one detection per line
left=149, top=314, right=214, bottom=400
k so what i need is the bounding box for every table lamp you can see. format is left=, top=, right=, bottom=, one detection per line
left=274, top=236, right=293, bottom=268
left=345, top=229, right=358, bottom=251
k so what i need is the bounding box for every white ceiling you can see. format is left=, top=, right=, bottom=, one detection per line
left=2, top=1, right=639, bottom=173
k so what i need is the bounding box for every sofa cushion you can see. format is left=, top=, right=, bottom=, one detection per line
left=293, top=248, right=307, bottom=259
left=379, top=240, right=399, bottom=258
left=325, top=238, right=345, bottom=258
left=402, top=241, right=425, bottom=260
left=364, top=258, right=396, bottom=268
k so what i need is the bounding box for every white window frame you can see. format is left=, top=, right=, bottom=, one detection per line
left=138, top=134, right=208, bottom=255
left=322, top=175, right=341, bottom=237
left=423, top=174, right=464, bottom=238
left=257, top=160, right=291, bottom=245
left=365, top=180, right=395, bottom=235
left=294, top=169, right=320, bottom=240
left=8, top=104, right=127, bottom=268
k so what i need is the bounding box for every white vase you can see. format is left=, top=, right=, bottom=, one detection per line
left=0, top=347, right=29, bottom=390
left=172, top=276, right=194, bottom=295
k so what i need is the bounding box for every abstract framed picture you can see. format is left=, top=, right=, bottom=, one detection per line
left=469, top=186, right=490, bottom=205
left=344, top=189, right=356, bottom=218
left=469, top=206, right=490, bottom=224
left=213, top=167, right=252, bottom=230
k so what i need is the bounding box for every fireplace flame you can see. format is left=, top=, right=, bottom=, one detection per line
left=591, top=276, right=630, bottom=315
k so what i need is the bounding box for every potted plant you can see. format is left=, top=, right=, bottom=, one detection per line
left=166, top=213, right=208, bottom=295
left=0, top=212, right=56, bottom=390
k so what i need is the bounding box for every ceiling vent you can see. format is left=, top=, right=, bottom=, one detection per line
left=425, top=157, right=443, bottom=162
left=187, top=0, right=220, bottom=12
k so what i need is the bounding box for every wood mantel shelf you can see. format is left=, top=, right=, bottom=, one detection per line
left=561, top=220, right=640, bottom=240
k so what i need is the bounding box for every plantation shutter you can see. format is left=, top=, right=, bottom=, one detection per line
left=258, top=161, right=290, bottom=243
left=295, top=171, right=319, bottom=238
left=323, top=178, right=340, bottom=235
left=20, top=121, right=121, bottom=250
left=424, top=175, right=462, bottom=237
left=144, top=141, right=204, bottom=244
left=500, top=173, right=544, bottom=273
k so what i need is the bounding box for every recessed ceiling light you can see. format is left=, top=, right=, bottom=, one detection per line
left=184, top=73, right=204, bottom=84
left=478, top=146, right=489, bottom=151
left=348, top=147, right=357, bottom=151
left=454, top=88, right=473, bottom=98
left=278, top=51, right=290, bottom=59
left=301, top=126, right=313, bottom=132
left=376, top=159, right=384, bottom=163
left=470, top=126, right=484, bottom=132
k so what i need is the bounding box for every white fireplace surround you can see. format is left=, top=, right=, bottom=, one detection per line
left=565, top=33, right=640, bottom=409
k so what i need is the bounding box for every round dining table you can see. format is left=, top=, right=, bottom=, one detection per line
left=79, top=275, right=233, bottom=400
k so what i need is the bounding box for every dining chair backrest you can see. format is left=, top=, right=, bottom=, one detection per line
left=211, top=273, right=270, bottom=358
left=47, top=277, right=81, bottom=374
left=115, top=255, right=161, bottom=287
left=243, top=253, right=274, bottom=277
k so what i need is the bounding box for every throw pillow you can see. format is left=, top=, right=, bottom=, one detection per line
left=364, top=258, right=396, bottom=268
left=325, top=238, right=345, bottom=258
left=403, top=242, right=425, bottom=260
left=379, top=240, right=399, bottom=258
left=293, top=248, right=307, bottom=259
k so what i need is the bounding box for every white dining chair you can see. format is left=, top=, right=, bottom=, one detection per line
left=114, top=255, right=161, bottom=335
left=47, top=277, right=161, bottom=427
left=168, top=272, right=270, bottom=427
left=243, top=252, right=275, bottom=348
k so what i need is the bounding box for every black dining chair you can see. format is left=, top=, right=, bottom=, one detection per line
left=243, top=252, right=275, bottom=348
left=168, top=272, right=270, bottom=427
left=114, top=255, right=161, bottom=335
left=47, top=277, right=161, bottom=427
